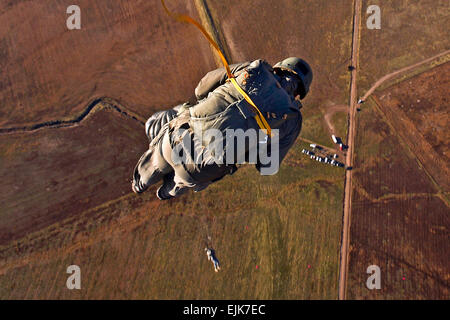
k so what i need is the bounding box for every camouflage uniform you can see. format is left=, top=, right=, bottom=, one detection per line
left=137, top=60, right=303, bottom=199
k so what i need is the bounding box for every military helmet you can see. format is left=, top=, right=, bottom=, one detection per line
left=273, top=57, right=313, bottom=99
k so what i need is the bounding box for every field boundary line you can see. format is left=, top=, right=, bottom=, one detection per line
left=353, top=180, right=441, bottom=203
left=371, top=96, right=449, bottom=207
left=0, top=97, right=145, bottom=135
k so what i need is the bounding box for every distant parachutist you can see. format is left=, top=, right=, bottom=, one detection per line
left=205, top=247, right=221, bottom=272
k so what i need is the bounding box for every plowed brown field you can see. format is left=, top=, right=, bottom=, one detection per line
left=347, top=64, right=449, bottom=298
left=0, top=0, right=215, bottom=127
left=0, top=102, right=146, bottom=244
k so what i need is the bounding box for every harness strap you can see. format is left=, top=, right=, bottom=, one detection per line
left=161, top=0, right=272, bottom=137
left=229, top=78, right=272, bottom=136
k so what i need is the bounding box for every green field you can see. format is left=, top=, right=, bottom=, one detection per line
left=0, top=140, right=345, bottom=299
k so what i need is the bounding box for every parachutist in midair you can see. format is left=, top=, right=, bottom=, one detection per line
left=132, top=58, right=313, bottom=200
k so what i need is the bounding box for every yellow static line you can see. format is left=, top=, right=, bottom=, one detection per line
left=161, top=0, right=272, bottom=137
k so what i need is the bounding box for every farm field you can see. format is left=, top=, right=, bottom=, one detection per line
left=346, top=65, right=449, bottom=299
left=0, top=0, right=352, bottom=299
left=374, top=62, right=449, bottom=190
left=1, top=0, right=448, bottom=301
left=358, top=0, right=450, bottom=94
left=0, top=101, right=146, bottom=244
left=0, top=140, right=346, bottom=299
left=343, top=0, right=450, bottom=299
left=0, top=0, right=215, bottom=127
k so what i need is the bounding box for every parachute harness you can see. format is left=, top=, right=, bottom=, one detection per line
left=161, top=0, right=272, bottom=137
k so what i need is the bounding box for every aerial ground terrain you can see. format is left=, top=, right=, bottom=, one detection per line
left=0, top=0, right=448, bottom=299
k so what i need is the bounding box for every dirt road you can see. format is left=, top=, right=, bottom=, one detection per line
left=323, top=105, right=348, bottom=136
left=338, top=0, right=361, bottom=300
left=361, top=50, right=450, bottom=101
